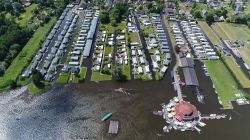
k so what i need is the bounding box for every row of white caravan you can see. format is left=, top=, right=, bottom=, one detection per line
left=69, top=10, right=99, bottom=68
left=180, top=21, right=219, bottom=60
left=131, top=42, right=151, bottom=77
left=116, top=30, right=129, bottom=66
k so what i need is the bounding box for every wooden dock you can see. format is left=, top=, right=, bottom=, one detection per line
left=108, top=121, right=119, bottom=134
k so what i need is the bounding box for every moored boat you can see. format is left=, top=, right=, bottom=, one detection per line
left=102, top=112, right=112, bottom=121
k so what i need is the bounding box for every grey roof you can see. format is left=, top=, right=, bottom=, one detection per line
left=87, top=18, right=98, bottom=39
left=55, top=41, right=61, bottom=47
left=61, top=29, right=67, bottom=36
left=51, top=48, right=57, bottom=54
left=44, top=40, right=50, bottom=47
left=56, top=50, right=63, bottom=56
left=47, top=34, right=53, bottom=40
left=164, top=59, right=170, bottom=66
left=70, top=66, right=79, bottom=73
left=40, top=69, right=47, bottom=76
left=31, top=61, right=38, bottom=69
left=44, top=60, right=51, bottom=69
left=183, top=67, right=199, bottom=86
left=83, top=39, right=93, bottom=57
left=44, top=74, right=53, bottom=81
left=40, top=47, right=46, bottom=53
left=49, top=65, right=57, bottom=72
left=47, top=54, right=55, bottom=61
left=36, top=53, right=43, bottom=61
left=62, top=38, right=69, bottom=44
left=52, top=57, right=59, bottom=65
left=22, top=70, right=31, bottom=77
left=59, top=44, right=66, bottom=50
left=58, top=35, right=64, bottom=42
left=180, top=57, right=194, bottom=68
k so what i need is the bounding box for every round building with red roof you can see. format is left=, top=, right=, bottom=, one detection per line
left=174, top=101, right=199, bottom=122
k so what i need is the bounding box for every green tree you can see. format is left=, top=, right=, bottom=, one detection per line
left=114, top=67, right=127, bottom=81
left=206, top=11, right=214, bottom=23
left=31, top=69, right=44, bottom=88
left=100, top=11, right=110, bottom=24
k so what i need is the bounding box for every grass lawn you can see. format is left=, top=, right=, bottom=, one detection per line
left=105, top=21, right=127, bottom=34
left=129, top=32, right=140, bottom=43
left=238, top=47, right=250, bottom=67
left=179, top=2, right=191, bottom=12
left=211, top=23, right=230, bottom=40
left=205, top=60, right=241, bottom=108
left=56, top=72, right=70, bottom=84
left=28, top=82, right=49, bottom=95
left=0, top=17, right=56, bottom=90
left=198, top=21, right=221, bottom=46
left=72, top=67, right=87, bottom=83
left=104, top=47, right=113, bottom=55
left=224, top=56, right=250, bottom=88
left=213, top=22, right=250, bottom=41
left=135, top=74, right=151, bottom=81
left=91, top=71, right=112, bottom=81
left=19, top=4, right=38, bottom=26
left=245, top=4, right=250, bottom=13
left=155, top=72, right=162, bottom=80
left=122, top=65, right=131, bottom=80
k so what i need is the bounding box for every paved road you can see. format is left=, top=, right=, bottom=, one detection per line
left=133, top=12, right=155, bottom=80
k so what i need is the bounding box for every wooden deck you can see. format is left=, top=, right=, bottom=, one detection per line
left=108, top=121, right=119, bottom=134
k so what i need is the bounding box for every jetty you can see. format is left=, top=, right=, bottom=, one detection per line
left=201, top=114, right=227, bottom=120
left=108, top=121, right=119, bottom=134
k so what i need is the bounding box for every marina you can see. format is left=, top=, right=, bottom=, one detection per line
left=154, top=96, right=227, bottom=133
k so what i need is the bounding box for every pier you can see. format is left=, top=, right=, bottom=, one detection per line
left=201, top=114, right=227, bottom=120
left=172, top=71, right=183, bottom=101
left=194, top=87, right=204, bottom=104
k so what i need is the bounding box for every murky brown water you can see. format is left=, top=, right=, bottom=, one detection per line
left=0, top=61, right=249, bottom=140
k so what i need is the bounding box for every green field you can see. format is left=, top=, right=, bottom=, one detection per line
left=91, top=71, right=112, bottom=81
left=104, top=47, right=113, bottom=55
left=19, top=4, right=38, bottom=26
left=213, top=22, right=250, bottom=41
left=103, top=21, right=127, bottom=34
left=28, top=82, right=49, bottom=95
left=179, top=2, right=191, bottom=13
left=129, top=32, right=140, bottom=43
left=56, top=72, right=70, bottom=84
left=224, top=56, right=250, bottom=88
left=245, top=4, right=250, bottom=13
left=72, top=67, right=87, bottom=83
left=0, top=17, right=56, bottom=90
left=198, top=21, right=221, bottom=46
left=205, top=60, right=241, bottom=108
left=238, top=47, right=250, bottom=67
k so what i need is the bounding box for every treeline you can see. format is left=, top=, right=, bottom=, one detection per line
left=0, top=14, right=32, bottom=76
left=144, top=0, right=165, bottom=14
left=100, top=2, right=129, bottom=26
left=191, top=3, right=228, bottom=23
left=33, top=0, right=74, bottom=17
left=229, top=14, right=250, bottom=28
left=0, top=0, right=25, bottom=16
left=0, top=0, right=73, bottom=76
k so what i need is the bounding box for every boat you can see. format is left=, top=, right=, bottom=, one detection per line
left=101, top=112, right=113, bottom=121
left=198, top=122, right=206, bottom=127
left=229, top=116, right=232, bottom=120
